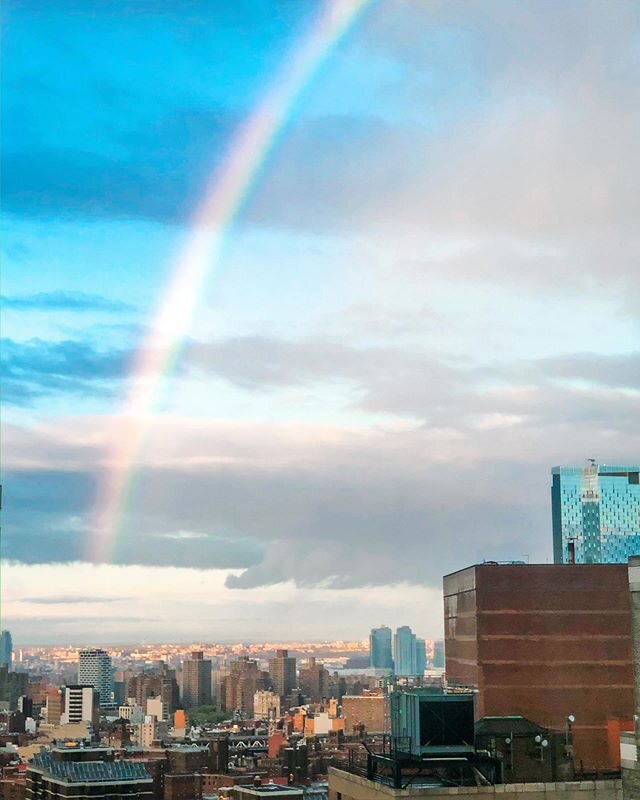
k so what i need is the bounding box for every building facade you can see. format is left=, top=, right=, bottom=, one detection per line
left=622, top=555, right=640, bottom=796
left=78, top=649, right=114, bottom=706
left=369, top=626, right=394, bottom=671
left=61, top=686, right=100, bottom=725
left=181, top=651, right=212, bottom=708
left=253, top=689, right=280, bottom=720
left=298, top=657, right=329, bottom=701
left=444, top=563, right=633, bottom=771
left=45, top=689, right=63, bottom=726
left=268, top=649, right=296, bottom=698
left=223, top=657, right=268, bottom=715
left=341, top=694, right=387, bottom=735
left=552, top=463, right=640, bottom=564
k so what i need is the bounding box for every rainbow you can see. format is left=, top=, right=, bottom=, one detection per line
left=88, top=0, right=375, bottom=564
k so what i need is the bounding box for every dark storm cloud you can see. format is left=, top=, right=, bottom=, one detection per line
left=1, top=291, right=134, bottom=313
left=1, top=337, right=130, bottom=405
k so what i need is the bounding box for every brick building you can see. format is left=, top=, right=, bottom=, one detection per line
left=341, top=694, right=387, bottom=735
left=444, top=563, right=633, bottom=771
left=298, top=658, right=329, bottom=703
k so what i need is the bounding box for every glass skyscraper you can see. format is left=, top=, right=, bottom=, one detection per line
left=0, top=631, right=12, bottom=669
left=552, top=463, right=640, bottom=564
left=369, top=625, right=394, bottom=671
left=393, top=625, right=418, bottom=676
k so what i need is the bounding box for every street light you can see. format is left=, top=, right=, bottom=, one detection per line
left=565, top=715, right=575, bottom=745
left=535, top=734, right=549, bottom=762
left=504, top=735, right=513, bottom=772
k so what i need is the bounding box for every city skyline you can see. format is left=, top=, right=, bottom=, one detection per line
left=3, top=0, right=639, bottom=643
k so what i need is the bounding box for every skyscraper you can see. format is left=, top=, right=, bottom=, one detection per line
left=298, top=657, right=330, bottom=701
left=0, top=631, right=12, bottom=669
left=182, top=651, right=212, bottom=708
left=393, top=626, right=417, bottom=676
left=268, top=649, right=296, bottom=698
left=552, top=463, right=640, bottom=564
left=432, top=640, right=445, bottom=669
left=222, top=657, right=268, bottom=715
left=78, top=648, right=114, bottom=706
left=369, top=626, right=394, bottom=671
left=415, top=637, right=426, bottom=676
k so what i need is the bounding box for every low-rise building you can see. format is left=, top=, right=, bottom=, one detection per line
left=25, top=752, right=152, bottom=800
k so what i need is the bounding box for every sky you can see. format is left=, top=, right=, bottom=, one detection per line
left=2, top=0, right=639, bottom=645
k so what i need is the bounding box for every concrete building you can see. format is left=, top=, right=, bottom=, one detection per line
left=327, top=769, right=622, bottom=800
left=269, top=649, right=297, bottom=698
left=230, top=784, right=303, bottom=799
left=444, top=563, right=633, bottom=771
left=60, top=686, right=99, bottom=725
left=182, top=650, right=212, bottom=708
left=552, top=464, right=640, bottom=564
left=78, top=649, right=114, bottom=707
left=253, top=689, right=280, bottom=720
left=146, top=695, right=166, bottom=721
left=118, top=703, right=144, bottom=723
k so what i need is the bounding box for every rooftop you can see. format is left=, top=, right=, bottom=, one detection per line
left=29, top=754, right=151, bottom=784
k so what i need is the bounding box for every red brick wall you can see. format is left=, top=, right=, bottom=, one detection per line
left=444, top=564, right=633, bottom=771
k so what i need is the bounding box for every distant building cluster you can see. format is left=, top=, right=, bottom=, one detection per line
left=368, top=625, right=427, bottom=677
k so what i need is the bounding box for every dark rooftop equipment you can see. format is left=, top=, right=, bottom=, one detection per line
left=390, top=688, right=475, bottom=757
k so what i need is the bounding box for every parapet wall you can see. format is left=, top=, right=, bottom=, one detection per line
left=328, top=767, right=622, bottom=800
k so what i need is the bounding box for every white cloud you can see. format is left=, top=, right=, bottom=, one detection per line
left=1, top=560, right=444, bottom=644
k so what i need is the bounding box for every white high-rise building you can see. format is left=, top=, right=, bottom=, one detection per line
left=78, top=648, right=114, bottom=706
left=61, top=686, right=99, bottom=725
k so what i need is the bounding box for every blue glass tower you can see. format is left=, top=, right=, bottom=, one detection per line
left=0, top=631, right=12, bottom=669
left=393, top=626, right=417, bottom=676
left=552, top=463, right=640, bottom=564
left=369, top=625, right=394, bottom=671
left=415, top=637, right=426, bottom=676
